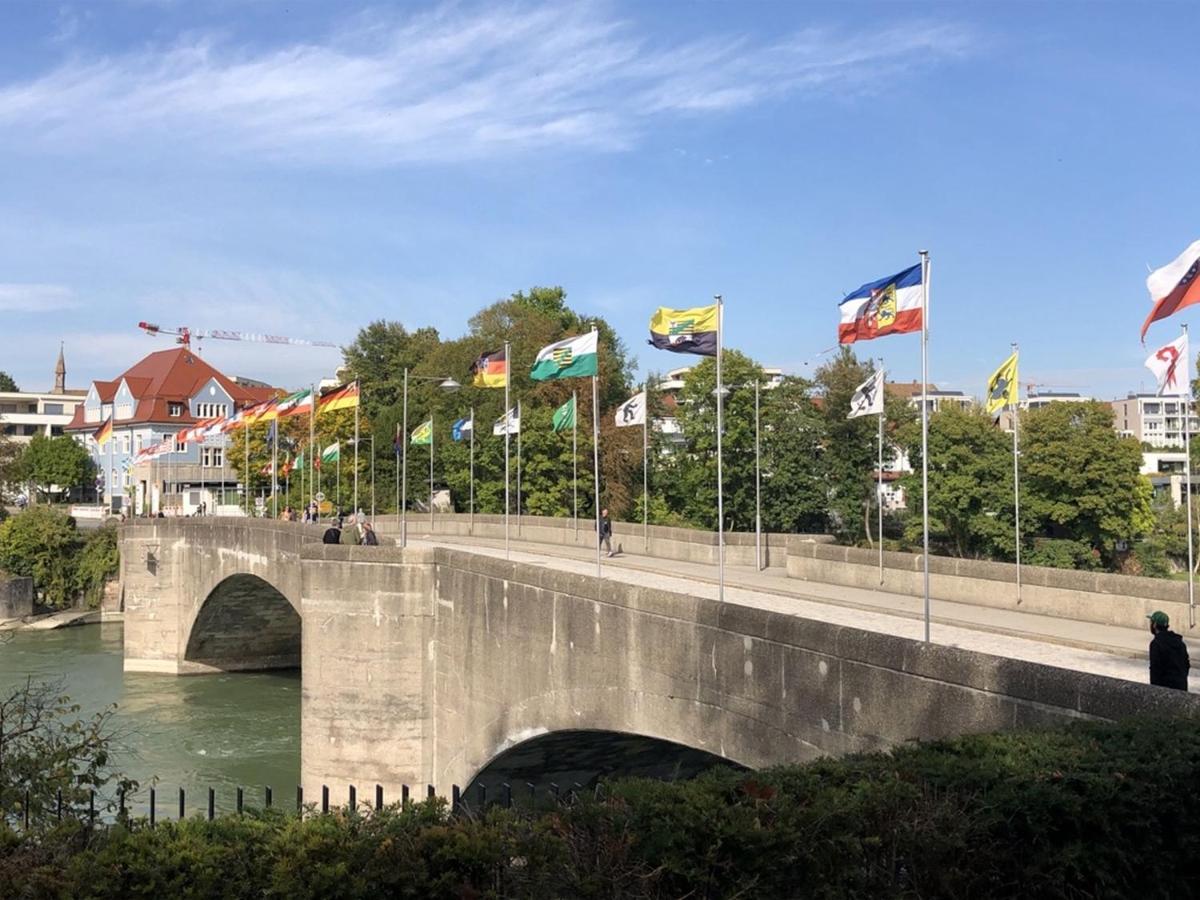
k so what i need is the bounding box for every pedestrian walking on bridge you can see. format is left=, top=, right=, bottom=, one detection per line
left=1148, top=611, right=1190, bottom=691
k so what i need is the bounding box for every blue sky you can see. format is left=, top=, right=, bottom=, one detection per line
left=0, top=0, right=1196, bottom=400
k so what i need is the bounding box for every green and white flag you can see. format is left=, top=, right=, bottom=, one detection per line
left=552, top=396, right=576, bottom=433
left=320, top=442, right=340, bottom=464
left=530, top=332, right=598, bottom=381
left=411, top=419, right=433, bottom=445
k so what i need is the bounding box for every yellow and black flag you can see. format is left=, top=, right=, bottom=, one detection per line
left=985, top=351, right=1019, bottom=415
left=649, top=304, right=718, bottom=356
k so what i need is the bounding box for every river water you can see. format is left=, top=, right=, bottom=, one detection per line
left=1, top=624, right=299, bottom=813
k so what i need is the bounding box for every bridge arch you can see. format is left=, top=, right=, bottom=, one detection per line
left=468, top=728, right=746, bottom=796
left=184, top=573, right=301, bottom=673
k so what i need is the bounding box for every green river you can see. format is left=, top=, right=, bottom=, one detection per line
left=1, top=624, right=299, bottom=813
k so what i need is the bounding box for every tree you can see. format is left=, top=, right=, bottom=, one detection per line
left=1021, top=402, right=1153, bottom=567
left=761, top=377, right=829, bottom=534
left=0, top=431, right=21, bottom=503
left=899, top=405, right=1014, bottom=558
left=814, top=349, right=912, bottom=542
left=0, top=371, right=16, bottom=392
left=0, top=506, right=81, bottom=608
left=15, top=435, right=93, bottom=502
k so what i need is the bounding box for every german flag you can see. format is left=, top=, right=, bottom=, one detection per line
left=318, top=381, right=360, bottom=414
left=93, top=416, right=113, bottom=448
left=470, top=348, right=507, bottom=388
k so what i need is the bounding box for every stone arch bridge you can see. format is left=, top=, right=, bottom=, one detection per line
left=118, top=520, right=1197, bottom=799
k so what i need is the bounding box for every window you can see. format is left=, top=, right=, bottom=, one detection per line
left=175, top=439, right=187, bottom=453
left=203, top=447, right=224, bottom=468
left=168, top=402, right=184, bottom=417
left=0, top=404, right=15, bottom=413
left=195, top=402, right=228, bottom=419
left=122, top=434, right=131, bottom=454
left=134, top=434, right=143, bottom=452
left=43, top=403, right=64, bottom=415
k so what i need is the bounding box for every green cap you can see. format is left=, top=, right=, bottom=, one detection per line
left=1148, top=611, right=1170, bottom=628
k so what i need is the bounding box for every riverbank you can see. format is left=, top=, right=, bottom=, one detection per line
left=0, top=608, right=122, bottom=631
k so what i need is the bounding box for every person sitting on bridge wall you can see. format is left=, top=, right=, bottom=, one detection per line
left=322, top=520, right=341, bottom=545
left=361, top=521, right=379, bottom=546
left=1148, top=611, right=1190, bottom=691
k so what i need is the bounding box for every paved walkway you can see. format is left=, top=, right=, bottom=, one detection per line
left=407, top=531, right=1197, bottom=691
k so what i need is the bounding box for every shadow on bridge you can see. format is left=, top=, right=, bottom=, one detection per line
left=468, top=729, right=745, bottom=799
left=185, top=574, right=301, bottom=673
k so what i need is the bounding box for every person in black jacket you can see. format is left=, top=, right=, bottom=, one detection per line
left=322, top=522, right=342, bottom=545
left=598, top=508, right=614, bottom=557
left=1148, top=610, right=1190, bottom=691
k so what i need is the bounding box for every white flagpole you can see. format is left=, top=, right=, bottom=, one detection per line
left=469, top=407, right=475, bottom=535
left=573, top=390, right=579, bottom=537
left=370, top=434, right=376, bottom=521
left=754, top=378, right=761, bottom=571
left=715, top=294, right=725, bottom=603
left=353, top=383, right=360, bottom=515
left=107, top=431, right=113, bottom=514
left=401, top=369, right=408, bottom=547
left=919, top=250, right=931, bottom=642
left=504, top=341, right=511, bottom=559
left=244, top=415, right=250, bottom=517
left=1012, top=342, right=1022, bottom=603
left=517, top=399, right=522, bottom=535
left=309, top=383, right=315, bottom=516
left=1185, top=324, right=1196, bottom=627
left=592, top=368, right=601, bottom=579
left=644, top=380, right=650, bottom=553
left=336, top=444, right=341, bottom=511
left=199, top=430, right=206, bottom=516
left=272, top=420, right=279, bottom=519
left=429, top=412, right=435, bottom=530
left=878, top=362, right=885, bottom=585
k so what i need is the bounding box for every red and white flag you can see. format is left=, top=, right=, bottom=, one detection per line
left=1145, top=333, right=1189, bottom=396
left=1141, top=239, right=1200, bottom=341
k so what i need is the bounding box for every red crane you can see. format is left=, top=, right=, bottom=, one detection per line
left=137, top=321, right=338, bottom=352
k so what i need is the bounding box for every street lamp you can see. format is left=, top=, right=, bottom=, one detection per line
left=715, top=379, right=763, bottom=570
left=349, top=434, right=377, bottom=521
left=401, top=370, right=460, bottom=548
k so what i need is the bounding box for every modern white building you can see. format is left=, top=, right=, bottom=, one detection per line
left=1141, top=450, right=1191, bottom=506
left=0, top=346, right=85, bottom=445
left=1111, top=393, right=1198, bottom=448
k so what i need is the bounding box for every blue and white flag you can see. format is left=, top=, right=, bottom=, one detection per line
left=452, top=416, right=474, bottom=441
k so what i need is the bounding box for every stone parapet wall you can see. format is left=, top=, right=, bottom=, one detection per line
left=0, top=576, right=33, bottom=620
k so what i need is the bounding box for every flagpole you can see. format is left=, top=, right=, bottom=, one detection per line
left=429, top=412, right=435, bottom=530
left=370, top=434, right=376, bottom=521
left=715, top=295, right=725, bottom=603
left=401, top=369, right=409, bottom=548
left=309, top=383, right=315, bottom=517
left=272, top=419, right=279, bottom=520
left=919, top=251, right=931, bottom=642
left=469, top=406, right=475, bottom=535
left=573, top=390, right=579, bottom=538
left=517, top=399, right=522, bottom=535
left=1185, top=324, right=1196, bottom=628
left=107, top=430, right=113, bottom=514
left=244, top=414, right=250, bottom=517
left=504, top=341, right=511, bottom=560
left=644, top=379, right=650, bottom=553
left=336, top=445, right=341, bottom=511
left=394, top=422, right=400, bottom=533
left=878, top=358, right=885, bottom=585
left=200, top=430, right=206, bottom=516
left=1012, top=342, right=1022, bottom=603
left=592, top=368, right=602, bottom=580
left=353, top=382, right=360, bottom=515
left=754, top=378, right=761, bottom=570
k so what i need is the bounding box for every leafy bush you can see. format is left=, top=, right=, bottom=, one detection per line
left=4, top=716, right=1200, bottom=898
left=0, top=505, right=81, bottom=607
left=77, top=524, right=119, bottom=609
left=1024, top=537, right=1099, bottom=571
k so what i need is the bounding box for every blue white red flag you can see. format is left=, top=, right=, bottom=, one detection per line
left=838, top=263, right=924, bottom=344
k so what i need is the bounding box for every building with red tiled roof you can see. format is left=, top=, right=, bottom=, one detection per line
left=67, top=348, right=278, bottom=514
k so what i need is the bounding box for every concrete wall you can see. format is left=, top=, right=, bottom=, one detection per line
left=0, top=576, right=33, bottom=620
left=299, top=542, right=1200, bottom=799
left=118, top=519, right=322, bottom=674
left=375, top=512, right=826, bottom=569
left=787, top=541, right=1197, bottom=632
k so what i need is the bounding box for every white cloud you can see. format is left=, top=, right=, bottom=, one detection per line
left=0, top=283, right=77, bottom=312
left=0, top=4, right=972, bottom=165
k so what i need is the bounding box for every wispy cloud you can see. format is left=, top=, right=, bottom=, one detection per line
left=0, top=4, right=972, bottom=166
left=0, top=283, right=77, bottom=312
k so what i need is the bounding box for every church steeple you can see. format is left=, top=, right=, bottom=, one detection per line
left=53, top=342, right=65, bottom=395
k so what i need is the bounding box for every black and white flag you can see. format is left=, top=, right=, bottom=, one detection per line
left=615, top=391, right=646, bottom=427
left=848, top=369, right=885, bottom=419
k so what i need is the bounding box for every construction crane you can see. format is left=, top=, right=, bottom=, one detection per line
left=137, top=321, right=338, bottom=352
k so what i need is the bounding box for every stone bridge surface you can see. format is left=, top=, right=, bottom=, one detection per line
left=118, top=520, right=1200, bottom=798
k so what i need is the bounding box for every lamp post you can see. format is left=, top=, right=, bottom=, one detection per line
left=400, top=371, right=460, bottom=548
left=348, top=434, right=377, bottom=520
left=716, top=379, right=764, bottom=570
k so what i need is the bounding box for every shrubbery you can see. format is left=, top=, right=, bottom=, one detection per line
left=0, top=509, right=119, bottom=608
left=3, top=716, right=1199, bottom=898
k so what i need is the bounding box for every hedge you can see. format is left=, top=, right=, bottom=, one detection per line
left=3, top=715, right=1199, bottom=899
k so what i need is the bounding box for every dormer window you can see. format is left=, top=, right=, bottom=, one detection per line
left=168, top=402, right=184, bottom=417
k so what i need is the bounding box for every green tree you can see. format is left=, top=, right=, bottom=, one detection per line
left=0, top=371, right=16, bottom=392
left=16, top=434, right=94, bottom=502
left=0, top=506, right=81, bottom=607
left=1021, top=401, right=1153, bottom=567
left=77, top=524, right=120, bottom=608
left=814, top=349, right=913, bottom=542
left=761, top=377, right=829, bottom=534
left=899, top=405, right=1014, bottom=558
